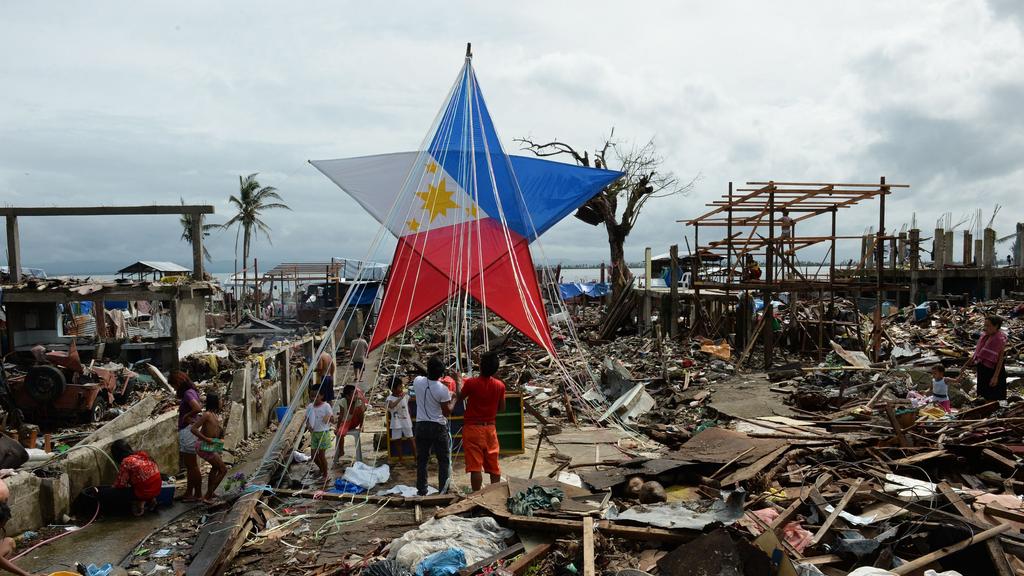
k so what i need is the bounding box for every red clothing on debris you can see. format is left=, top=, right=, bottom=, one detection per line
left=460, top=376, right=506, bottom=425
left=114, top=451, right=162, bottom=500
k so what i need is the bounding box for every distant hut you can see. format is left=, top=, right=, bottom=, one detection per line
left=117, top=261, right=191, bottom=281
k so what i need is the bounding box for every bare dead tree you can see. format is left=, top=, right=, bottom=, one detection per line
left=516, top=130, right=695, bottom=303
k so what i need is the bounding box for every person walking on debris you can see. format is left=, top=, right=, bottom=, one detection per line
left=306, top=389, right=333, bottom=478
left=334, top=384, right=366, bottom=465
left=0, top=503, right=33, bottom=576
left=413, top=356, right=455, bottom=496
left=456, top=351, right=506, bottom=492
left=191, top=393, right=227, bottom=504
left=350, top=336, right=369, bottom=382
left=386, top=376, right=416, bottom=463
left=967, top=315, right=1008, bottom=402
left=172, top=371, right=203, bottom=503
left=929, top=364, right=953, bottom=413
left=314, top=351, right=336, bottom=405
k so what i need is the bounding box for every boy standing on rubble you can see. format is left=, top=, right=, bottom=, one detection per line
left=386, top=376, right=416, bottom=462
left=967, top=315, right=1008, bottom=402
left=191, top=393, right=227, bottom=504
left=456, top=351, right=506, bottom=492
left=306, top=389, right=333, bottom=478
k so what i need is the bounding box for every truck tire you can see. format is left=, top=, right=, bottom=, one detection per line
left=25, top=365, right=65, bottom=403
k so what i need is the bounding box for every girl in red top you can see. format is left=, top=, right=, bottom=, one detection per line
left=112, top=439, right=162, bottom=516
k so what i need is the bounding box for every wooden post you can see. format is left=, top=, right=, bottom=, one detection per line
left=93, top=299, right=108, bottom=339
left=191, top=212, right=205, bottom=280
left=669, top=244, right=679, bottom=339
left=873, top=177, right=887, bottom=362
left=764, top=182, right=775, bottom=369
left=5, top=216, right=20, bottom=283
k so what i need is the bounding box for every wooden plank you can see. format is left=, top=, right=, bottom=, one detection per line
left=884, top=404, right=911, bottom=447
left=582, top=516, right=596, bottom=576
left=889, top=449, right=947, bottom=467
left=985, top=503, right=1024, bottom=525
left=890, top=523, right=1012, bottom=575
left=459, top=544, right=525, bottom=576
left=186, top=492, right=261, bottom=576
left=937, top=482, right=1015, bottom=576
left=811, top=478, right=864, bottom=546
left=505, top=515, right=698, bottom=543
left=273, top=487, right=456, bottom=508
left=506, top=543, right=553, bottom=576
left=983, top=448, right=1019, bottom=472
left=769, top=497, right=804, bottom=531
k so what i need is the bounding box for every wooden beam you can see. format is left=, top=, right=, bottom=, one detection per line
left=505, top=515, right=699, bottom=543
left=582, top=516, right=596, bottom=576
left=811, top=478, right=864, bottom=546
left=0, top=204, right=214, bottom=216
left=506, top=544, right=553, bottom=576
left=937, top=482, right=1014, bottom=576
left=890, top=523, right=1012, bottom=575
left=459, top=544, right=525, bottom=576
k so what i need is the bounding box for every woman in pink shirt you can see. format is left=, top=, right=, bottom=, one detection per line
left=967, top=315, right=1008, bottom=401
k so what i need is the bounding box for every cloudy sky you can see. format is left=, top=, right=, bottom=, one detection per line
left=2, top=1, right=1022, bottom=275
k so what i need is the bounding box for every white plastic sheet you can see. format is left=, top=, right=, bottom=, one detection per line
left=343, top=461, right=390, bottom=489
left=387, top=516, right=514, bottom=570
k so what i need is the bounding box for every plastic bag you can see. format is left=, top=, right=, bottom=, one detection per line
left=415, top=549, right=466, bottom=576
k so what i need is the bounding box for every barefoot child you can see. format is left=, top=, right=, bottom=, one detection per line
left=306, top=390, right=333, bottom=478
left=386, top=376, right=415, bottom=462
left=191, top=393, right=227, bottom=504
left=334, top=384, right=366, bottom=464
left=930, top=364, right=953, bottom=413
left=0, top=503, right=32, bottom=576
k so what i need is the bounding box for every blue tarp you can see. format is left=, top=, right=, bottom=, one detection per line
left=559, top=282, right=609, bottom=300
left=347, top=283, right=380, bottom=307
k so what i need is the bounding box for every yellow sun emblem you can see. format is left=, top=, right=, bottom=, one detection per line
left=416, top=179, right=460, bottom=222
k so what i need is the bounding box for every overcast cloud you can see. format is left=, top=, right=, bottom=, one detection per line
left=1, top=1, right=1022, bottom=274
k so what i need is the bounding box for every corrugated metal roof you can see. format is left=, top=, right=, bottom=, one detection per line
left=117, top=261, right=191, bottom=274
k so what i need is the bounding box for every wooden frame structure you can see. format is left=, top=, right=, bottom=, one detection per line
left=681, top=179, right=908, bottom=366
left=2, top=205, right=214, bottom=283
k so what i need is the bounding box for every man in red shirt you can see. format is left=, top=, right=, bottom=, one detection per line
left=456, top=352, right=506, bottom=492
left=112, top=439, right=163, bottom=516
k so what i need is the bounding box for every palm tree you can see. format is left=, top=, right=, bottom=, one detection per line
left=222, top=173, right=290, bottom=276
left=179, top=198, right=218, bottom=262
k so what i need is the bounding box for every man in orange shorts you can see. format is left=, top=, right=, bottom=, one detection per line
left=456, top=352, right=506, bottom=492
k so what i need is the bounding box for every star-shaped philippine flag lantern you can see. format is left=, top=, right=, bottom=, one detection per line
left=311, top=48, right=623, bottom=355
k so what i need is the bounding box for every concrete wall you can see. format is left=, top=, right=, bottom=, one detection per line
left=7, top=332, right=322, bottom=535
left=5, top=410, right=177, bottom=534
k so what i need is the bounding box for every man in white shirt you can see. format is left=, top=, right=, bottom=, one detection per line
left=413, top=356, right=455, bottom=496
